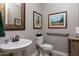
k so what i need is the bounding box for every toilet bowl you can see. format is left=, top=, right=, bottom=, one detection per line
left=40, top=44, right=53, bottom=51
left=35, top=35, right=53, bottom=56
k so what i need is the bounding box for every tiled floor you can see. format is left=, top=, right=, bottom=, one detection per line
left=32, top=50, right=68, bottom=56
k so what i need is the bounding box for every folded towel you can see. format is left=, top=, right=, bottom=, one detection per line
left=0, top=12, right=5, bottom=37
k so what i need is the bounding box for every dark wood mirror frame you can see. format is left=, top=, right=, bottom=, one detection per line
left=4, top=3, right=25, bottom=30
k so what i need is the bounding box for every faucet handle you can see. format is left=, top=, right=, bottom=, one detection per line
left=15, top=35, right=20, bottom=38
left=10, top=38, right=15, bottom=42
left=5, top=39, right=9, bottom=44
left=15, top=35, right=20, bottom=41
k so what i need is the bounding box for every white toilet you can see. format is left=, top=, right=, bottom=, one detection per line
left=35, top=34, right=53, bottom=56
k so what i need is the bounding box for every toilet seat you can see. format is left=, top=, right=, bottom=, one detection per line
left=40, top=44, right=53, bottom=50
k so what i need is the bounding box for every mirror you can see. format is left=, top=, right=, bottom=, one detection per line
left=0, top=3, right=25, bottom=30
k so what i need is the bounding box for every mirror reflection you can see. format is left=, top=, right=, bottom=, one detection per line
left=0, top=3, right=25, bottom=30
left=5, top=3, right=21, bottom=25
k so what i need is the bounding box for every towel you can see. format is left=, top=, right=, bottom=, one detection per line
left=0, top=12, right=5, bottom=37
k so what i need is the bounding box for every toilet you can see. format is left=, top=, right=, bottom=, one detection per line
left=35, top=33, right=53, bottom=56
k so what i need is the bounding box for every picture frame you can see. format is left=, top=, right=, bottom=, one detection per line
left=48, top=11, right=67, bottom=29
left=14, top=18, right=21, bottom=26
left=33, top=11, right=42, bottom=29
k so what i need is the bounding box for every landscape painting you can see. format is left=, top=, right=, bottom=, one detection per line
left=48, top=11, right=67, bottom=28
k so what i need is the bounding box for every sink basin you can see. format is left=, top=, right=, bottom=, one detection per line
left=0, top=39, right=32, bottom=52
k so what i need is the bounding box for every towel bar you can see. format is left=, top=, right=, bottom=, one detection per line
left=47, top=33, right=69, bottom=37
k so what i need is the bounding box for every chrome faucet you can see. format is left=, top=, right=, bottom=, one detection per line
left=15, top=35, right=20, bottom=41
left=12, top=35, right=20, bottom=42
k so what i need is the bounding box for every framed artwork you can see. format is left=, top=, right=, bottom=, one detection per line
left=48, top=11, right=67, bottom=29
left=14, top=18, right=21, bottom=26
left=33, top=11, right=42, bottom=29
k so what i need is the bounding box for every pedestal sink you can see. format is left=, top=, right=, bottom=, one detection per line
left=0, top=39, right=32, bottom=56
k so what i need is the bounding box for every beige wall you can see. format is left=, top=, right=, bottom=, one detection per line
left=42, top=3, right=79, bottom=53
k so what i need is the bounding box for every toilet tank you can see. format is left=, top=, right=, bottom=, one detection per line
left=35, top=36, right=43, bottom=45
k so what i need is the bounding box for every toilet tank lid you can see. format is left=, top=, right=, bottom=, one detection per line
left=36, top=34, right=42, bottom=37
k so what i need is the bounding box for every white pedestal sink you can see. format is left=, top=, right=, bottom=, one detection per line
left=0, top=39, right=32, bottom=56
